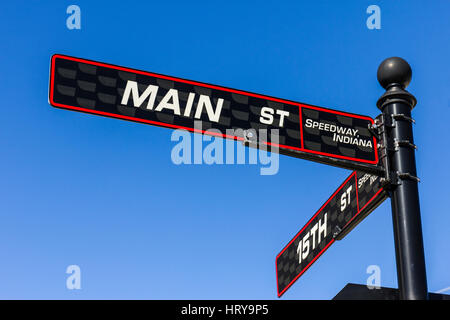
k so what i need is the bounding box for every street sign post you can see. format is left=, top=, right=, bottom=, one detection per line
left=49, top=54, right=428, bottom=300
left=276, top=171, right=387, bottom=297
left=376, top=58, right=428, bottom=300
left=49, top=54, right=381, bottom=174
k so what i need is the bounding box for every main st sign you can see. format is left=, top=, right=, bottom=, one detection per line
left=50, top=54, right=381, bottom=174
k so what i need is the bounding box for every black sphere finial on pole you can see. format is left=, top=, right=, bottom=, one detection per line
left=377, top=57, right=412, bottom=89
left=376, top=57, right=428, bottom=300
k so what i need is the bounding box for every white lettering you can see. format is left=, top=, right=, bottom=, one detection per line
left=155, top=88, right=181, bottom=115
left=121, top=80, right=158, bottom=109
left=310, top=223, right=319, bottom=250
left=318, top=213, right=328, bottom=243
left=183, top=92, right=196, bottom=117
left=195, top=95, right=224, bottom=123
left=260, top=107, right=274, bottom=125
left=302, top=232, right=310, bottom=261
left=276, top=110, right=290, bottom=127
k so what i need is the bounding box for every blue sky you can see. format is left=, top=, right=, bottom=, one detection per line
left=0, top=1, right=449, bottom=299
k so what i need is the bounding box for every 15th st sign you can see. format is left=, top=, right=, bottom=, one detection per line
left=49, top=54, right=380, bottom=173
left=276, top=171, right=387, bottom=297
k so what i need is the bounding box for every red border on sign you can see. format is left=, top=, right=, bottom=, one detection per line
left=341, top=188, right=385, bottom=231
left=355, top=173, right=360, bottom=213
left=49, top=54, right=378, bottom=165
left=275, top=172, right=357, bottom=297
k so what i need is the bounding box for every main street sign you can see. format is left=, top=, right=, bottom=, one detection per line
left=49, top=54, right=381, bottom=173
left=276, top=171, right=387, bottom=297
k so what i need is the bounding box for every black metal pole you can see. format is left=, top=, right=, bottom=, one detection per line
left=377, top=57, right=428, bottom=300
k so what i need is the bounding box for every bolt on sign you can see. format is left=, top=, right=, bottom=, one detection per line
left=276, top=171, right=387, bottom=297
left=49, top=54, right=381, bottom=173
